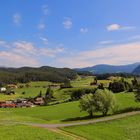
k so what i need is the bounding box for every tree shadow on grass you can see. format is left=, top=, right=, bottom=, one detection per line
left=62, top=114, right=103, bottom=122
left=62, top=107, right=140, bottom=122
left=114, top=107, right=140, bottom=114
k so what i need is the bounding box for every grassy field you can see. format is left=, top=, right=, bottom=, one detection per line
left=0, top=76, right=133, bottom=101
left=0, top=81, right=51, bottom=101
left=0, top=92, right=139, bottom=124
left=0, top=124, right=72, bottom=140
left=0, top=87, right=47, bottom=101
left=71, top=76, right=93, bottom=87
left=62, top=114, right=140, bottom=140
left=0, top=77, right=96, bottom=101
left=0, top=101, right=87, bottom=123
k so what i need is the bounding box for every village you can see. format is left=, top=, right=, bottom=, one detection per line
left=0, top=97, right=45, bottom=108
left=0, top=84, right=46, bottom=108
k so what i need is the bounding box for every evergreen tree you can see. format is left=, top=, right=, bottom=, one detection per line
left=132, top=76, right=138, bottom=88
left=60, top=79, right=72, bottom=88
left=135, top=85, right=140, bottom=102
left=44, top=87, right=53, bottom=104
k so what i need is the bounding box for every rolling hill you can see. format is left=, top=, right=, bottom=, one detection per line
left=0, top=66, right=77, bottom=84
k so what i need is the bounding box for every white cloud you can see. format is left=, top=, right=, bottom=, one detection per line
left=13, top=41, right=37, bottom=55
left=38, top=23, right=46, bottom=30
left=13, top=13, right=21, bottom=25
left=58, top=42, right=140, bottom=68
left=42, top=5, right=49, bottom=15
left=107, top=24, right=135, bottom=31
left=0, top=40, right=9, bottom=48
left=80, top=28, right=88, bottom=33
left=98, top=40, right=115, bottom=45
left=40, top=37, right=48, bottom=45
left=107, top=24, right=120, bottom=31
left=0, top=51, right=39, bottom=67
left=63, top=18, right=72, bottom=29
left=0, top=40, right=65, bottom=67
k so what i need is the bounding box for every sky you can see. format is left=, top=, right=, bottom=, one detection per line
left=0, top=0, right=140, bottom=68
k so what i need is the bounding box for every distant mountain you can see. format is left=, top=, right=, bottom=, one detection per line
left=75, top=63, right=140, bottom=74
left=133, top=64, right=140, bottom=75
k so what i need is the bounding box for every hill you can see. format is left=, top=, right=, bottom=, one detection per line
left=75, top=63, right=140, bottom=74
left=0, top=66, right=77, bottom=85
left=133, top=64, right=140, bottom=75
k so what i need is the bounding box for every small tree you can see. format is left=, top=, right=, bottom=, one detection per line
left=98, top=83, right=104, bottom=90
left=79, top=94, right=95, bottom=118
left=44, top=87, right=53, bottom=104
left=60, top=79, right=72, bottom=89
left=94, top=77, right=98, bottom=85
left=38, top=90, right=43, bottom=97
left=90, top=77, right=97, bottom=86
left=93, top=89, right=116, bottom=116
left=132, top=76, right=138, bottom=88
left=109, top=81, right=125, bottom=93
left=135, top=84, right=140, bottom=102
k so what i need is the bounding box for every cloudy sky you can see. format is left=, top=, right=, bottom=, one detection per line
left=0, top=0, right=140, bottom=68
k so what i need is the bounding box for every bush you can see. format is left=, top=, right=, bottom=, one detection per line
left=60, top=79, right=72, bottom=89
left=109, top=81, right=125, bottom=93
left=109, top=80, right=133, bottom=93
left=71, top=88, right=97, bottom=100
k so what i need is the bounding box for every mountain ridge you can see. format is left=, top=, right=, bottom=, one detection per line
left=75, top=62, right=140, bottom=74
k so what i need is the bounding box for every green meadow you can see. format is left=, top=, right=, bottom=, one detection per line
left=62, top=114, right=140, bottom=140
left=0, top=92, right=139, bottom=124
left=0, top=77, right=140, bottom=140
left=0, top=124, right=72, bottom=140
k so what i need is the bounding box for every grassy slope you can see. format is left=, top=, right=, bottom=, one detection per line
left=0, top=81, right=51, bottom=101
left=71, top=76, right=93, bottom=87
left=62, top=114, right=140, bottom=140
left=0, top=124, right=72, bottom=140
left=0, top=93, right=139, bottom=124
left=0, top=101, right=87, bottom=123
left=0, top=77, right=132, bottom=101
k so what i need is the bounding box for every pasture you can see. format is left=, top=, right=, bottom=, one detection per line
left=62, top=114, right=140, bottom=140
left=0, top=76, right=133, bottom=101
left=0, top=92, right=139, bottom=124
left=0, top=124, right=72, bottom=140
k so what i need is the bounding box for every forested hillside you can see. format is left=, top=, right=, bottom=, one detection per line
left=0, top=66, right=77, bottom=85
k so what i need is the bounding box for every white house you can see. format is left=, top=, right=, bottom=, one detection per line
left=0, top=87, right=7, bottom=93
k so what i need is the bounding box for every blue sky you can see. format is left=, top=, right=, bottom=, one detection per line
left=0, top=0, right=140, bottom=68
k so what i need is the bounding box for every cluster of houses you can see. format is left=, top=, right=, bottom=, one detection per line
left=0, top=83, right=57, bottom=108
left=0, top=96, right=45, bottom=108
left=0, top=84, right=18, bottom=95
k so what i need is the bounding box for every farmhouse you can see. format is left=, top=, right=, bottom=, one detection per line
left=7, top=84, right=18, bottom=89
left=0, top=87, right=7, bottom=93
left=34, top=97, right=45, bottom=105
left=0, top=101, right=16, bottom=108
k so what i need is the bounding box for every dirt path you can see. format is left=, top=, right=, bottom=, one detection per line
left=25, top=111, right=140, bottom=128
left=23, top=111, right=140, bottom=140
left=48, top=128, right=86, bottom=140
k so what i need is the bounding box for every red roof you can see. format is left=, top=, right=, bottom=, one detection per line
left=0, top=103, right=16, bottom=107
